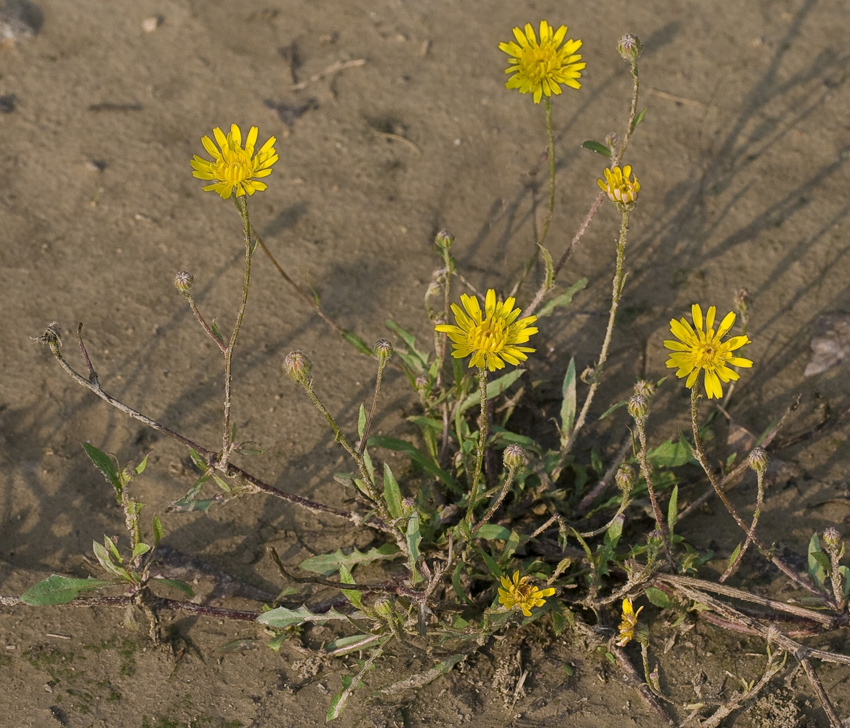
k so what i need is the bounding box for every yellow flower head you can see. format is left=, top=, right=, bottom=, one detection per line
left=498, top=571, right=556, bottom=617
left=598, top=166, right=640, bottom=207
left=435, top=289, right=538, bottom=372
left=664, top=304, right=753, bottom=400
left=499, top=21, right=585, bottom=104
left=615, top=597, right=644, bottom=647
left=191, top=124, right=278, bottom=199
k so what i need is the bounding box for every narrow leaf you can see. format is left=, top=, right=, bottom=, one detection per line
left=407, top=511, right=422, bottom=583
left=257, top=604, right=349, bottom=629
left=133, top=455, right=149, bottom=476
left=644, top=587, right=676, bottom=610
left=300, top=544, right=400, bottom=577
left=357, top=403, right=367, bottom=439
left=537, top=278, right=588, bottom=319
left=474, top=524, right=512, bottom=541
left=582, top=140, right=612, bottom=157
left=131, top=543, right=150, bottom=560
left=82, top=443, right=121, bottom=493
left=633, top=108, right=647, bottom=128
left=368, top=436, right=458, bottom=491
left=20, top=575, right=111, bottom=606
left=338, top=564, right=363, bottom=609
left=153, top=578, right=195, bottom=597
left=341, top=329, right=373, bottom=356
left=457, top=370, right=525, bottom=416
left=383, top=463, right=404, bottom=519
left=667, top=485, right=679, bottom=535
left=559, top=357, right=577, bottom=442
left=152, top=515, right=164, bottom=547
left=539, top=243, right=555, bottom=291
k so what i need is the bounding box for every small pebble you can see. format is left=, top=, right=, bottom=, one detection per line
left=141, top=15, right=162, bottom=33
left=85, top=159, right=106, bottom=172
left=0, top=94, right=14, bottom=112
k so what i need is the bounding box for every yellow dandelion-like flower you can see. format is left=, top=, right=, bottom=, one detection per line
left=664, top=304, right=753, bottom=400
left=435, top=289, right=538, bottom=372
left=498, top=571, right=556, bottom=617
left=615, top=597, right=644, bottom=647
left=498, top=21, right=586, bottom=104
left=598, top=166, right=640, bottom=206
left=190, top=124, right=279, bottom=199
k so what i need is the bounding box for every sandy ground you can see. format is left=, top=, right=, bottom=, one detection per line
left=2, top=0, right=850, bottom=726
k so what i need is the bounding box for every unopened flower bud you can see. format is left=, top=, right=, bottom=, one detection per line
left=434, top=230, right=454, bottom=251
left=174, top=271, right=194, bottom=296
left=414, top=375, right=428, bottom=393
left=401, top=497, right=416, bottom=516
left=284, top=351, right=313, bottom=388
left=618, top=34, right=643, bottom=62
left=373, top=596, right=394, bottom=618
left=627, top=394, right=649, bottom=422
left=374, top=338, right=393, bottom=365
left=824, top=527, right=841, bottom=549
left=747, top=447, right=768, bottom=475
left=633, top=379, right=655, bottom=399
left=616, top=463, right=635, bottom=494
left=503, top=444, right=527, bottom=471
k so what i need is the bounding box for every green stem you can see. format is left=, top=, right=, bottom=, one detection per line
left=221, top=196, right=254, bottom=468
left=540, top=97, right=556, bottom=247
left=470, top=466, right=517, bottom=537
left=553, top=208, right=631, bottom=478
left=634, top=415, right=674, bottom=565
left=689, top=387, right=832, bottom=604
left=358, top=355, right=388, bottom=457
left=465, top=367, right=489, bottom=525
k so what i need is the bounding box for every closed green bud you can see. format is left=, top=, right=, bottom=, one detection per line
left=617, top=34, right=642, bottom=62
left=434, top=230, right=454, bottom=250
left=747, top=447, right=768, bottom=475
left=373, top=596, right=394, bottom=617
left=823, top=527, right=841, bottom=549
left=174, top=270, right=194, bottom=296
left=627, top=394, right=649, bottom=422
left=374, top=338, right=393, bottom=364
left=633, top=379, right=655, bottom=399
left=284, top=351, right=313, bottom=388
left=616, top=463, right=635, bottom=495
left=503, top=444, right=527, bottom=471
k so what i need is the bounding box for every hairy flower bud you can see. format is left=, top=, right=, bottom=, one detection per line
left=633, top=379, right=655, bottom=399
left=617, top=34, right=643, bottom=62
left=174, top=271, right=194, bottom=296
left=503, top=444, right=527, bottom=471
left=747, top=447, right=768, bottom=475
left=824, top=527, right=841, bottom=549
left=373, top=596, right=394, bottom=618
left=374, top=338, right=393, bottom=365
left=616, top=463, right=635, bottom=495
left=627, top=394, right=649, bottom=422
left=434, top=230, right=454, bottom=251
left=735, top=287, right=751, bottom=315
left=284, top=351, right=313, bottom=388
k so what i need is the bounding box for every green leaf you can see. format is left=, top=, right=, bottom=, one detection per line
left=153, top=578, right=194, bottom=597
left=647, top=437, right=694, bottom=468
left=133, top=455, right=149, bottom=476
left=299, top=544, right=400, bottom=577
left=537, top=278, right=588, bottom=319
left=382, top=463, right=404, bottom=520
left=605, top=514, right=624, bottom=545
left=452, top=561, right=474, bottom=605
left=477, top=548, right=501, bottom=579
left=457, top=370, right=525, bottom=416
left=92, top=541, right=129, bottom=580
left=559, top=357, right=577, bottom=443
left=211, top=473, right=232, bottom=493
left=633, top=108, right=647, bottom=128
left=20, top=575, right=111, bottom=606
left=368, top=435, right=458, bottom=492
left=82, top=443, right=121, bottom=493
left=808, top=534, right=828, bottom=587
left=188, top=448, right=208, bottom=472
left=338, top=564, right=363, bottom=609
left=582, top=140, right=612, bottom=157
left=407, top=511, right=422, bottom=583
left=386, top=319, right=429, bottom=367
left=727, top=542, right=743, bottom=571
left=840, top=565, right=850, bottom=598
left=103, top=536, right=121, bottom=562
left=644, top=587, right=676, bottom=610
left=257, top=604, right=350, bottom=629
left=131, top=543, right=150, bottom=560
left=667, top=485, right=679, bottom=535
left=323, top=634, right=381, bottom=656
left=539, top=243, right=555, bottom=291
left=357, top=403, right=367, bottom=439
left=598, top=400, right=627, bottom=420
left=474, top=524, right=512, bottom=541
left=341, top=329, right=373, bottom=356
left=210, top=320, right=225, bottom=344
left=152, top=515, right=163, bottom=547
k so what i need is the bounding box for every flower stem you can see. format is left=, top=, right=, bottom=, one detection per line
left=553, top=208, right=631, bottom=477
left=470, top=465, right=517, bottom=537
left=221, top=196, right=254, bottom=468
left=465, top=367, right=489, bottom=525
left=634, top=414, right=674, bottom=565
left=540, top=97, right=556, bottom=247
left=689, top=387, right=833, bottom=604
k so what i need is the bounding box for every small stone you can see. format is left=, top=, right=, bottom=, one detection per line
left=141, top=15, right=162, bottom=33
left=84, top=159, right=106, bottom=172
left=0, top=0, right=42, bottom=42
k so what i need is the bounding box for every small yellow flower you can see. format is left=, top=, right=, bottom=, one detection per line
left=499, top=21, right=585, bottom=104
left=598, top=166, right=640, bottom=206
left=435, top=290, right=538, bottom=372
left=190, top=124, right=278, bottom=199
left=615, top=597, right=644, bottom=647
left=498, top=571, right=556, bottom=617
left=664, top=304, right=753, bottom=400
